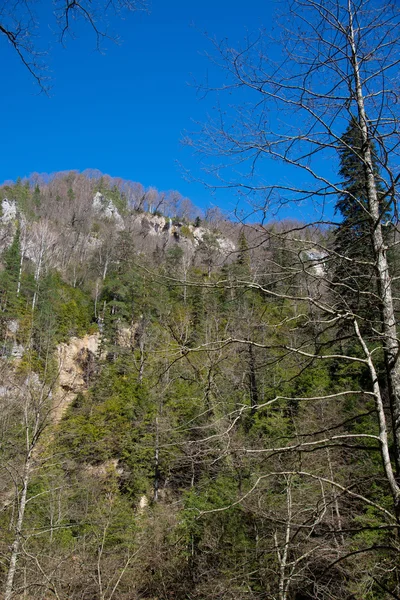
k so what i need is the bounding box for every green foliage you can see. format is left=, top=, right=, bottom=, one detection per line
left=58, top=358, right=157, bottom=499
left=32, top=184, right=42, bottom=210
left=0, top=225, right=22, bottom=317
left=166, top=245, right=184, bottom=267
left=36, top=271, right=93, bottom=344
left=0, top=170, right=398, bottom=600
left=95, top=180, right=128, bottom=215
left=335, top=117, right=389, bottom=231
left=10, top=178, right=30, bottom=212
left=333, top=117, right=390, bottom=324
left=236, top=230, right=251, bottom=274
left=179, top=224, right=193, bottom=239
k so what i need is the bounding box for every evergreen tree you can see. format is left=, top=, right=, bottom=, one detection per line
left=67, top=187, right=75, bottom=203
left=236, top=230, right=251, bottom=276
left=3, top=225, right=21, bottom=284
left=0, top=225, right=22, bottom=314
left=32, top=184, right=41, bottom=211
left=12, top=178, right=30, bottom=212
left=332, top=116, right=390, bottom=325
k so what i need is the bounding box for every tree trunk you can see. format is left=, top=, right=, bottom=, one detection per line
left=349, top=6, right=400, bottom=488
left=4, top=449, right=32, bottom=600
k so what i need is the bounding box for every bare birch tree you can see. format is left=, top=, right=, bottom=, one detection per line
left=191, top=0, right=400, bottom=516
left=2, top=369, right=55, bottom=600
left=176, top=2, right=400, bottom=596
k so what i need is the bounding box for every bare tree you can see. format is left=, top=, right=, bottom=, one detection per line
left=191, top=0, right=400, bottom=516
left=177, top=1, right=400, bottom=595
left=28, top=220, right=58, bottom=311
left=0, top=0, right=147, bottom=90
left=2, top=366, right=56, bottom=600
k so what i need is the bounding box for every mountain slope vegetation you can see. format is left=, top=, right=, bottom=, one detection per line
left=0, top=170, right=398, bottom=600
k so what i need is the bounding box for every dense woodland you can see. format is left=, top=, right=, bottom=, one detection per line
left=2, top=0, right=400, bottom=598
left=0, top=152, right=397, bottom=600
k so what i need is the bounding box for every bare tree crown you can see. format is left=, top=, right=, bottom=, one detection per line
left=0, top=0, right=147, bottom=90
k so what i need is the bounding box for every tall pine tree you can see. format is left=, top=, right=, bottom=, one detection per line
left=332, top=116, right=390, bottom=328
left=0, top=224, right=22, bottom=315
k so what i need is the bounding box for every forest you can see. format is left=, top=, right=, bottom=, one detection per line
left=1, top=0, right=400, bottom=599
left=0, top=148, right=397, bottom=599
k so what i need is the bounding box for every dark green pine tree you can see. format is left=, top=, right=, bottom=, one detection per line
left=12, top=177, right=31, bottom=213
left=32, top=184, right=42, bottom=211
left=236, top=231, right=251, bottom=279
left=332, top=116, right=390, bottom=328
left=0, top=224, right=22, bottom=315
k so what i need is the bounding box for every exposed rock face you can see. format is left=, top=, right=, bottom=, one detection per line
left=10, top=343, right=24, bottom=359
left=93, top=192, right=124, bottom=228
left=139, top=214, right=170, bottom=235
left=7, top=320, right=19, bottom=335
left=83, top=458, right=123, bottom=479
left=1, top=199, right=17, bottom=224
left=57, top=333, right=99, bottom=391
left=118, top=324, right=138, bottom=348
left=0, top=199, right=18, bottom=253
left=192, top=226, right=236, bottom=255
left=138, top=495, right=149, bottom=513
left=303, top=249, right=328, bottom=277
left=131, top=214, right=236, bottom=259
left=53, top=333, right=100, bottom=423
left=0, top=192, right=237, bottom=282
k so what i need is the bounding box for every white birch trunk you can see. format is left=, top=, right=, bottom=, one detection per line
left=348, top=3, right=400, bottom=516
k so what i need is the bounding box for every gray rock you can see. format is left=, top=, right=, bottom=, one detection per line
left=1, top=199, right=17, bottom=224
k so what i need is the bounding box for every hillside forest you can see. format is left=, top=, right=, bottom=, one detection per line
left=2, top=0, right=400, bottom=599
left=0, top=141, right=398, bottom=600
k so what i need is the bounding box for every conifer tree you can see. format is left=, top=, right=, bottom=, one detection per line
left=332, top=116, right=390, bottom=324
left=3, top=225, right=21, bottom=285
left=32, top=184, right=41, bottom=211
left=236, top=230, right=251, bottom=277
left=0, top=225, right=22, bottom=315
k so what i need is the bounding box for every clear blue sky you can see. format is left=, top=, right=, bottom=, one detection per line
left=0, top=0, right=334, bottom=221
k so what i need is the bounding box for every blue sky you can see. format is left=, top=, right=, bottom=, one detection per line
left=0, top=0, right=271, bottom=215
left=1, top=0, right=338, bottom=221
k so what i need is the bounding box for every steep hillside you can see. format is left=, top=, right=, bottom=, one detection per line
left=0, top=171, right=398, bottom=600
